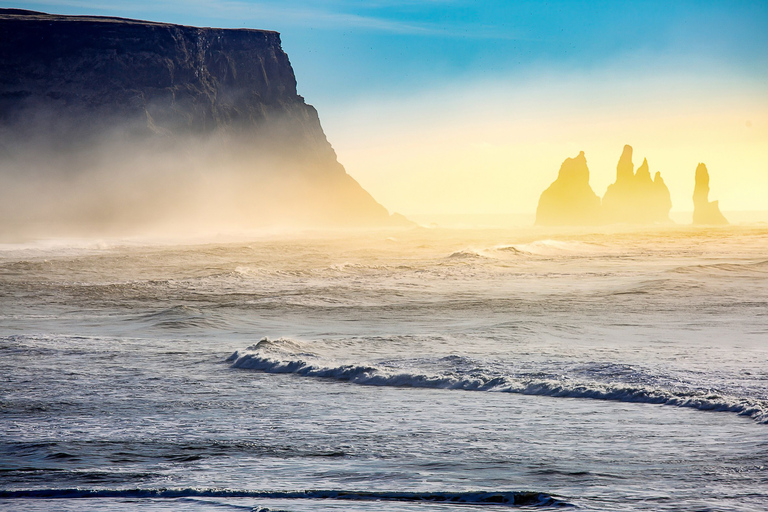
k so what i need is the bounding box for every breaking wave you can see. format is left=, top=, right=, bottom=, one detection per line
left=445, top=240, right=621, bottom=261
left=0, top=488, right=571, bottom=507
left=447, top=249, right=489, bottom=259
left=228, top=339, right=768, bottom=424
left=495, top=240, right=617, bottom=257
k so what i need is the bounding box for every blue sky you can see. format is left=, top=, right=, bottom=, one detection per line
left=4, top=1, right=768, bottom=214
left=7, top=1, right=767, bottom=104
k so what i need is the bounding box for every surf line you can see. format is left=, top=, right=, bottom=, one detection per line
left=228, top=350, right=768, bottom=424
left=0, top=488, right=573, bottom=507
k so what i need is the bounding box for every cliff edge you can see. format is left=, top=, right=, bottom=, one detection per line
left=0, top=9, right=402, bottom=235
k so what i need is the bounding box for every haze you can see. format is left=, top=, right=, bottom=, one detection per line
left=3, top=0, right=766, bottom=222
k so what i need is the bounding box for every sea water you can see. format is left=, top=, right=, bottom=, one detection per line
left=1, top=226, right=767, bottom=511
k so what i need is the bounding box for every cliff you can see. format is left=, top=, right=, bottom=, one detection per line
left=535, top=151, right=602, bottom=225
left=601, top=145, right=672, bottom=224
left=692, top=163, right=728, bottom=225
left=0, top=9, right=402, bottom=235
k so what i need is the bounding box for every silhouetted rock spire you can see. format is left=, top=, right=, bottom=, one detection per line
left=692, top=163, right=728, bottom=225
left=616, top=144, right=635, bottom=184
left=635, top=158, right=651, bottom=183
left=535, top=145, right=673, bottom=226
left=601, top=145, right=671, bottom=224
left=535, top=151, right=602, bottom=225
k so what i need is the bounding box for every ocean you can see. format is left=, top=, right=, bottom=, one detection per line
left=1, top=225, right=766, bottom=511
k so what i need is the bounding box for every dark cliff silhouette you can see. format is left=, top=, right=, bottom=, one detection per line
left=602, top=145, right=672, bottom=224
left=535, top=151, right=602, bottom=225
left=692, top=163, right=728, bottom=225
left=0, top=9, right=406, bottom=235
left=536, top=145, right=674, bottom=226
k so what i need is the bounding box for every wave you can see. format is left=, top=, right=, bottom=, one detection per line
left=136, top=305, right=226, bottom=330
left=672, top=259, right=768, bottom=277
left=447, top=249, right=489, bottom=260
left=444, top=240, right=621, bottom=261
left=445, top=241, right=616, bottom=261
left=228, top=341, right=768, bottom=424
left=495, top=240, right=617, bottom=257
left=0, top=488, right=571, bottom=507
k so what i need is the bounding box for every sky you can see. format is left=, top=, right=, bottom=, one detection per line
left=5, top=0, right=768, bottom=216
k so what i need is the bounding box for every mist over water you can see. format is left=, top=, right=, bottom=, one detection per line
left=1, top=225, right=767, bottom=511
left=3, top=9, right=766, bottom=511
left=0, top=120, right=391, bottom=240
left=0, top=10, right=392, bottom=239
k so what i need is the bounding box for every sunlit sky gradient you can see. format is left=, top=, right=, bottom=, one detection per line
left=5, top=1, right=768, bottom=215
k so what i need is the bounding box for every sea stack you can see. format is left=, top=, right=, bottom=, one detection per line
left=601, top=145, right=672, bottom=224
left=535, top=151, right=602, bottom=225
left=535, top=145, right=676, bottom=226
left=692, top=163, right=728, bottom=225
left=0, top=9, right=404, bottom=235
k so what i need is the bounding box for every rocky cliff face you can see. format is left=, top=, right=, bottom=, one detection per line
left=692, top=163, right=728, bottom=225
left=535, top=151, right=602, bottom=225
left=0, top=9, right=399, bottom=236
left=602, top=145, right=672, bottom=224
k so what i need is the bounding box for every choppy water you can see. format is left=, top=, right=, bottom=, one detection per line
left=1, top=226, right=767, bottom=511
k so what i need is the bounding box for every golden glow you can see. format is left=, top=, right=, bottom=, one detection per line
left=323, top=68, right=768, bottom=217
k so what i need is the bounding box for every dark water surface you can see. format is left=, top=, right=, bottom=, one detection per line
left=2, top=226, right=767, bottom=510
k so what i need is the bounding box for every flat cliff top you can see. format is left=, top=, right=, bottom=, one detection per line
left=0, top=8, right=396, bottom=230
left=0, top=7, right=298, bottom=133
left=0, top=8, right=279, bottom=35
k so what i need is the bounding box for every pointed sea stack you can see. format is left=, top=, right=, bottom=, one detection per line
left=535, top=151, right=602, bottom=225
left=692, top=164, right=728, bottom=225
left=602, top=145, right=672, bottom=224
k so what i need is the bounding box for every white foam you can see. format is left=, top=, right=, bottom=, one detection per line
left=228, top=343, right=768, bottom=424
left=496, top=240, right=616, bottom=257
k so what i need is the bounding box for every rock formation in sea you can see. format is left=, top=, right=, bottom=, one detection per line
left=692, top=163, right=728, bottom=225
left=535, top=151, right=602, bottom=225
left=601, top=145, right=672, bottom=224
left=0, top=9, right=406, bottom=235
left=535, top=144, right=676, bottom=226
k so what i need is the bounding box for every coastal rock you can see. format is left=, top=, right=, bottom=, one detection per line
left=0, top=9, right=401, bottom=234
left=535, top=151, right=602, bottom=225
left=692, top=163, right=728, bottom=225
left=535, top=145, right=675, bottom=226
left=602, top=145, right=672, bottom=224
